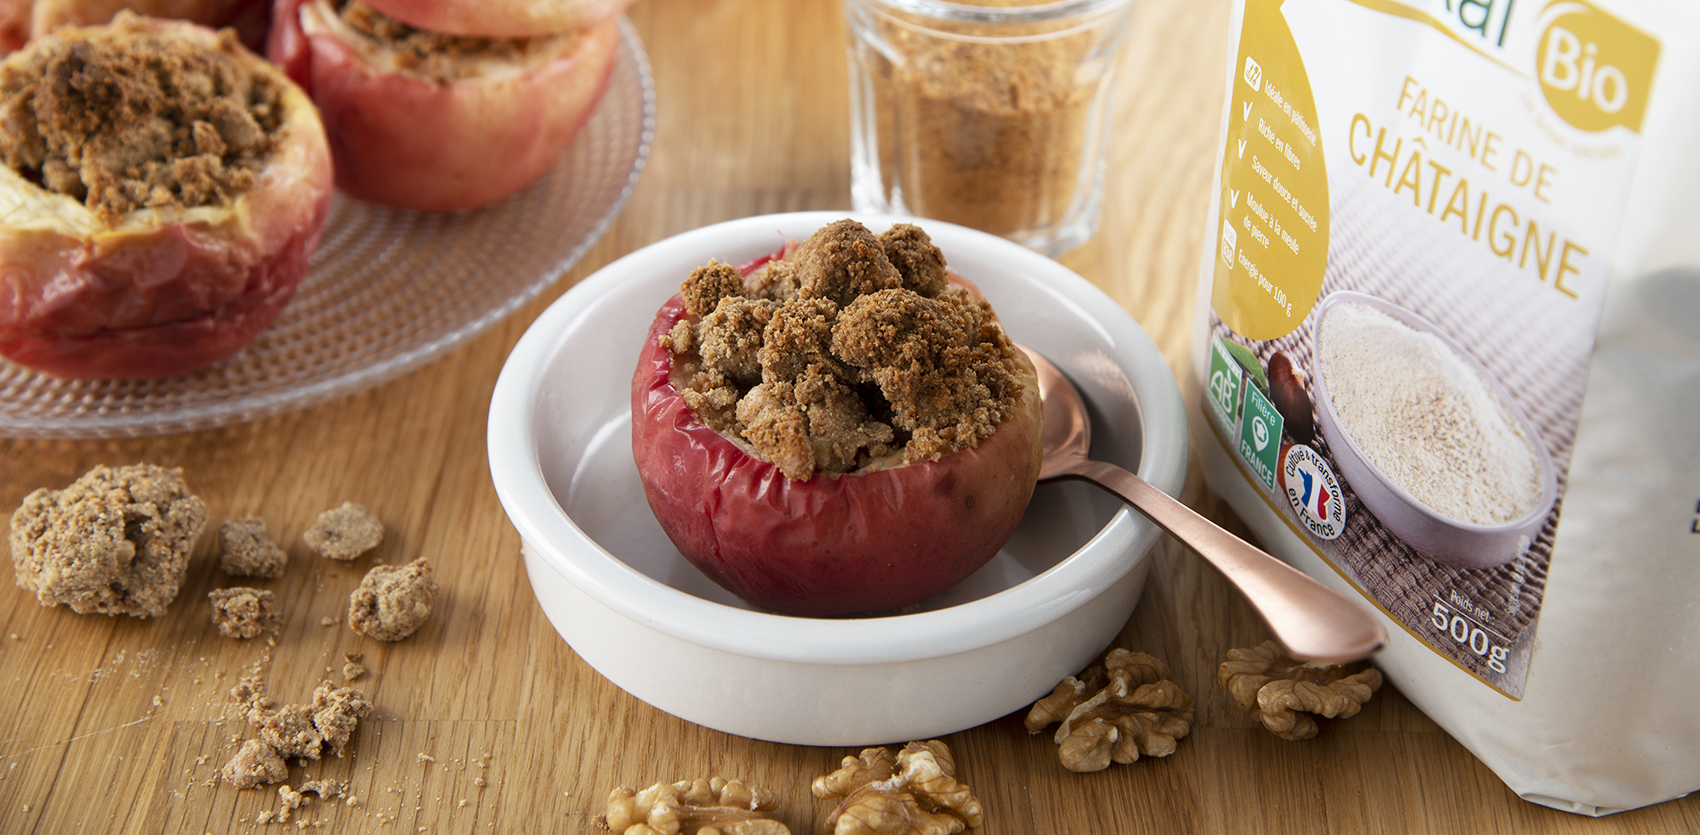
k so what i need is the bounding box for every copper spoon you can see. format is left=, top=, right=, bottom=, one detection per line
left=1020, top=345, right=1387, bottom=664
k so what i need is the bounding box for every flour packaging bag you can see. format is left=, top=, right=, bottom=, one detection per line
left=1189, top=0, right=1700, bottom=815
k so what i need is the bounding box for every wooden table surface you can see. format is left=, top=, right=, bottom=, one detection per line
left=1, top=1, right=1695, bottom=832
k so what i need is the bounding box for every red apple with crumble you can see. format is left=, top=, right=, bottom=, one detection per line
left=268, top=0, right=620, bottom=212
left=631, top=219, right=1045, bottom=617
left=0, top=13, right=332, bottom=379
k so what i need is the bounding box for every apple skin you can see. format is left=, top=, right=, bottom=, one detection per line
left=268, top=0, right=619, bottom=213
left=21, top=0, right=272, bottom=51
left=0, top=17, right=333, bottom=379
left=358, top=0, right=634, bottom=38
left=631, top=293, right=1045, bottom=617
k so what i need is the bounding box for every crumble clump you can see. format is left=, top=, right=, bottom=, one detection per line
left=302, top=502, right=383, bottom=561
left=664, top=219, right=1023, bottom=481
left=335, top=0, right=583, bottom=83
left=0, top=12, right=286, bottom=223
left=218, top=516, right=288, bottom=578
left=10, top=463, right=207, bottom=618
left=208, top=586, right=278, bottom=639
left=221, top=739, right=287, bottom=789
left=347, top=557, right=439, bottom=641
left=232, top=680, right=373, bottom=763
left=341, top=652, right=366, bottom=682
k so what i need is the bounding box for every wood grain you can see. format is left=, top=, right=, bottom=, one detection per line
left=1, top=0, right=1695, bottom=832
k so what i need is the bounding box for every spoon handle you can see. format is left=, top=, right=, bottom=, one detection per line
left=1066, top=460, right=1387, bottom=664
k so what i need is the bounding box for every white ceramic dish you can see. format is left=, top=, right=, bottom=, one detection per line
left=1310, top=291, right=1558, bottom=569
left=487, top=211, right=1186, bottom=745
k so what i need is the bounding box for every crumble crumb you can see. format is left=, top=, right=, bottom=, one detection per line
left=335, top=0, right=584, bottom=84
left=416, top=753, right=435, bottom=764
left=300, top=778, right=345, bottom=800
left=303, top=503, right=383, bottom=561
left=342, top=653, right=366, bottom=682
left=219, top=517, right=288, bottom=579
left=208, top=587, right=278, bottom=639
left=234, top=680, right=372, bottom=761
left=310, top=682, right=373, bottom=758
left=221, top=739, right=287, bottom=789
left=9, top=463, right=207, bottom=617
left=347, top=558, right=438, bottom=641
left=278, top=783, right=306, bottom=822
left=666, top=220, right=1022, bottom=480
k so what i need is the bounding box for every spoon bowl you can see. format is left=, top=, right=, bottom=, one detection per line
left=1020, top=345, right=1387, bottom=664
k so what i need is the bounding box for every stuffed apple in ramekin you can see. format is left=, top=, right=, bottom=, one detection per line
left=0, top=12, right=332, bottom=379
left=632, top=219, right=1045, bottom=617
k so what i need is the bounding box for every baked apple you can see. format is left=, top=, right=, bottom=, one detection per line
left=15, top=0, right=273, bottom=52
left=631, top=220, right=1045, bottom=617
left=268, top=0, right=619, bottom=212
left=355, top=0, right=633, bottom=38
left=0, top=13, right=332, bottom=379
left=0, top=0, right=31, bottom=52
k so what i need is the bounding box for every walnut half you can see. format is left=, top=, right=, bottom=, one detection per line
left=1216, top=640, right=1384, bottom=740
left=811, top=740, right=983, bottom=835
left=595, top=777, right=790, bottom=835
left=1023, top=649, right=1194, bottom=772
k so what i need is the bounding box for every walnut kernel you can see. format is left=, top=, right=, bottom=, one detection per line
left=1217, top=640, right=1383, bottom=740
left=595, top=776, right=789, bottom=835
left=811, top=740, right=983, bottom=835
left=1023, top=649, right=1194, bottom=772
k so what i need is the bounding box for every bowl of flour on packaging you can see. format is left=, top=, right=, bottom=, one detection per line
left=1309, top=292, right=1557, bottom=569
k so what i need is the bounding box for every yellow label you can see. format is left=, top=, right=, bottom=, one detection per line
left=1211, top=0, right=1331, bottom=340
left=1536, top=0, right=1658, bottom=133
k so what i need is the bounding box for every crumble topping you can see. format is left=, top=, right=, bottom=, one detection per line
left=332, top=0, right=584, bottom=83
left=662, top=219, right=1023, bottom=481
left=0, top=12, right=285, bottom=222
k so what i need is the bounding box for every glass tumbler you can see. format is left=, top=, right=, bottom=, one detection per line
left=845, top=0, right=1136, bottom=256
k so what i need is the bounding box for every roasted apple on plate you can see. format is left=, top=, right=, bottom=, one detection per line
left=0, top=13, right=332, bottom=379
left=269, top=0, right=624, bottom=212
left=632, top=219, right=1045, bottom=617
left=0, top=0, right=273, bottom=53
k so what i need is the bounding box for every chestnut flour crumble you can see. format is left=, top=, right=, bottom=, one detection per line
left=333, top=0, right=585, bottom=83
left=662, top=219, right=1025, bottom=481
left=0, top=13, right=285, bottom=222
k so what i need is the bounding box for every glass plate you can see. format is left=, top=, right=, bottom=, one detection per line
left=0, top=19, right=654, bottom=440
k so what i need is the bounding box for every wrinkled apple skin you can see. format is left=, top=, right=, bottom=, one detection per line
left=0, top=0, right=29, bottom=53
left=25, top=0, right=272, bottom=51
left=360, top=0, right=634, bottom=38
left=269, top=0, right=619, bottom=213
left=0, top=18, right=333, bottom=379
left=632, top=294, right=1045, bottom=617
